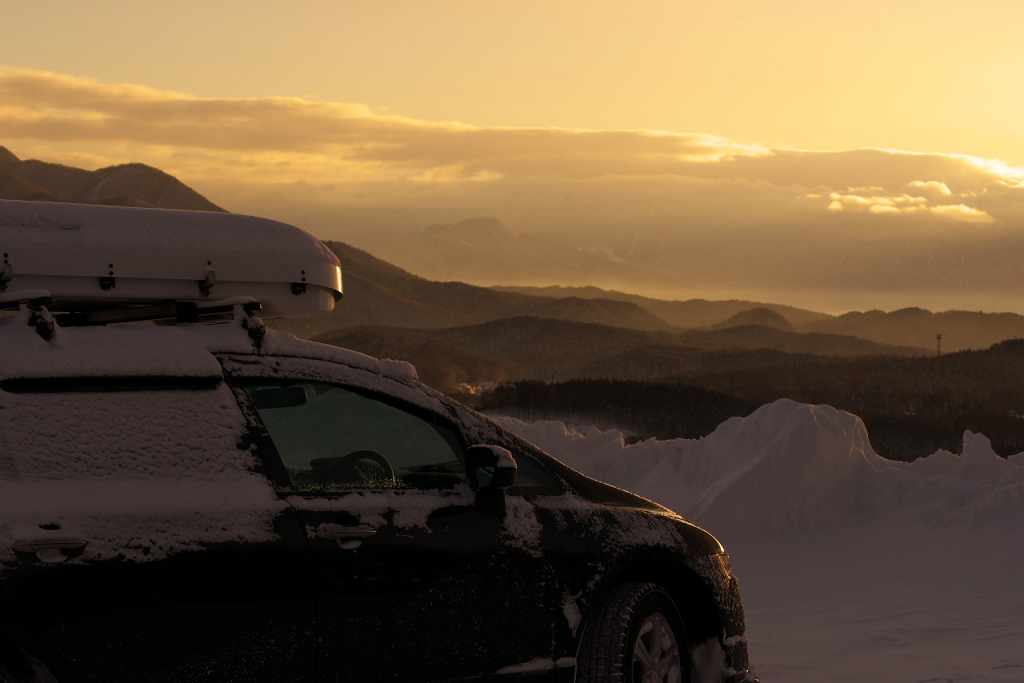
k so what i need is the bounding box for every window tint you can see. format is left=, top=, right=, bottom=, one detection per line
left=510, top=453, right=558, bottom=489
left=244, top=381, right=465, bottom=491
left=500, top=446, right=561, bottom=494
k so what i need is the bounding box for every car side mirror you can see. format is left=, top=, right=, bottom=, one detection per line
left=466, top=445, right=517, bottom=517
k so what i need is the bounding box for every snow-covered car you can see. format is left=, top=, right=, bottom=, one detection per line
left=0, top=200, right=756, bottom=683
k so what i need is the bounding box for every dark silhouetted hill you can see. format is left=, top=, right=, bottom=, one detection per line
left=802, top=309, right=1024, bottom=352
left=272, top=241, right=672, bottom=339
left=480, top=339, right=1024, bottom=461
left=0, top=146, right=20, bottom=172
left=498, top=285, right=1024, bottom=353
left=678, top=325, right=921, bottom=357
left=803, top=308, right=1024, bottom=353
left=316, top=316, right=920, bottom=393
left=712, top=307, right=795, bottom=331
left=493, top=285, right=833, bottom=329
left=0, top=146, right=223, bottom=211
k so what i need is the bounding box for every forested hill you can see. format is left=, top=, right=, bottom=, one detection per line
left=479, top=341, right=1024, bottom=462
left=271, top=241, right=673, bottom=339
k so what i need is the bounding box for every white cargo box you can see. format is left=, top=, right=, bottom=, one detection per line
left=0, top=200, right=342, bottom=319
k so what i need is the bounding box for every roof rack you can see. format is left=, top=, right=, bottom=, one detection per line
left=2, top=290, right=268, bottom=345
left=0, top=289, right=52, bottom=311
left=54, top=298, right=264, bottom=327
left=0, top=290, right=56, bottom=340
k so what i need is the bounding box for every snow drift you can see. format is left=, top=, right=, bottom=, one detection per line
left=494, top=399, right=1024, bottom=543
left=496, top=400, right=1024, bottom=682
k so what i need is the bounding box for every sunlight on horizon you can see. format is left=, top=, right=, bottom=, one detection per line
left=3, top=1, right=1024, bottom=315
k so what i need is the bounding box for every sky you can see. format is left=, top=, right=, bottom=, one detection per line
left=3, top=1, right=1024, bottom=312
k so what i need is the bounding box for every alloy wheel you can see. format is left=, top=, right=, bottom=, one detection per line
left=632, top=612, right=682, bottom=683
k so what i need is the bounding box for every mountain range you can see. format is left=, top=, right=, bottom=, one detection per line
left=11, top=146, right=1024, bottom=457
left=495, top=287, right=833, bottom=328
left=352, top=215, right=691, bottom=293
left=314, top=316, right=923, bottom=391
left=0, top=146, right=223, bottom=211
left=271, top=241, right=672, bottom=340
left=495, top=285, right=1024, bottom=353
left=8, top=145, right=1024, bottom=361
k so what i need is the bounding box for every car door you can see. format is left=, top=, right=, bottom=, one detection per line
left=223, top=355, right=562, bottom=682
left=0, top=377, right=316, bottom=683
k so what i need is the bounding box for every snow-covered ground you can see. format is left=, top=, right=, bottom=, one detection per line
left=495, top=400, right=1024, bottom=682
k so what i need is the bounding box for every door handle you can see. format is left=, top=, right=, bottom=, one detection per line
left=316, top=523, right=377, bottom=540
left=13, top=538, right=88, bottom=564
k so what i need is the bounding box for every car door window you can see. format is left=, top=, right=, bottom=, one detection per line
left=507, top=448, right=561, bottom=493
left=244, top=380, right=466, bottom=491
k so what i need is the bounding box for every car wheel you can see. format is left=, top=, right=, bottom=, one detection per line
left=576, top=581, right=690, bottom=683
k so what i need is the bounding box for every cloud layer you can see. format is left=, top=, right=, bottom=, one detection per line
left=5, top=66, right=1024, bottom=313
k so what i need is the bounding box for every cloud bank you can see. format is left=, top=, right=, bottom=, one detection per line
left=4, top=67, right=1024, bottom=313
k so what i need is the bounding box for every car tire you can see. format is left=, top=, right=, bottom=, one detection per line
left=576, top=581, right=690, bottom=683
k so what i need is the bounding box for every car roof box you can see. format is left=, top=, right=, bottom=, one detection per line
left=0, top=200, right=342, bottom=319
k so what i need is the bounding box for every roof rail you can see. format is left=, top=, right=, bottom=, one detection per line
left=55, top=298, right=263, bottom=327
left=0, top=290, right=56, bottom=340
left=0, top=289, right=52, bottom=312
left=2, top=290, right=267, bottom=345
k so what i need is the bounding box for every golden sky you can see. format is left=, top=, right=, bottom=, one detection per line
left=3, top=1, right=1024, bottom=312
left=4, top=0, right=1022, bottom=164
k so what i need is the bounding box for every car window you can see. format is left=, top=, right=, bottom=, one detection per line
left=507, top=448, right=561, bottom=493
left=242, top=381, right=466, bottom=491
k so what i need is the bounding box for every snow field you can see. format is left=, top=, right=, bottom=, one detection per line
left=494, top=400, right=1024, bottom=682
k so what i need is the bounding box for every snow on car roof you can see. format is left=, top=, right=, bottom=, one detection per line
left=0, top=307, right=418, bottom=384
left=0, top=200, right=342, bottom=318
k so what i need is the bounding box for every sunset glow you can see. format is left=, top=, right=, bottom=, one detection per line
left=3, top=1, right=1023, bottom=313
left=6, top=8, right=1024, bottom=681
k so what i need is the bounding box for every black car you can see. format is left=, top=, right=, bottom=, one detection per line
left=0, top=200, right=755, bottom=682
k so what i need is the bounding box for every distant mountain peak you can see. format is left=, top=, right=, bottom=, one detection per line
left=0, top=146, right=224, bottom=211
left=712, top=307, right=795, bottom=332
left=890, top=307, right=930, bottom=318
left=99, top=161, right=165, bottom=174
left=0, top=146, right=19, bottom=172
left=419, top=216, right=521, bottom=240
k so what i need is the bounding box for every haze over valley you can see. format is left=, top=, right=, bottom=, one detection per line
left=4, top=62, right=1024, bottom=314
left=8, top=148, right=1024, bottom=464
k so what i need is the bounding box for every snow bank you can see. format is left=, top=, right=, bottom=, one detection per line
left=496, top=400, right=1024, bottom=682
left=494, top=399, right=1024, bottom=543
